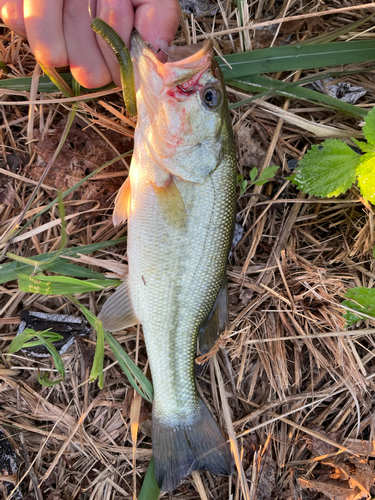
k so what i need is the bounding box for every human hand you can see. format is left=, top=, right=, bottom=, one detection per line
left=0, top=0, right=181, bottom=88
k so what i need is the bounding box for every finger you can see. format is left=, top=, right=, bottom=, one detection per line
left=24, top=0, right=68, bottom=67
left=133, top=0, right=181, bottom=60
left=96, top=0, right=135, bottom=87
left=0, top=0, right=26, bottom=37
left=63, top=0, right=112, bottom=88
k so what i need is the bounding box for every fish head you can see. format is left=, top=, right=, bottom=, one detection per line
left=131, top=32, right=230, bottom=183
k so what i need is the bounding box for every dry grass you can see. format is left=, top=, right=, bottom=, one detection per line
left=1, top=1, right=375, bottom=499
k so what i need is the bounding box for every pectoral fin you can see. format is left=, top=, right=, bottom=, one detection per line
left=153, top=179, right=187, bottom=229
left=198, top=274, right=229, bottom=353
left=99, top=278, right=138, bottom=332
left=113, top=177, right=131, bottom=226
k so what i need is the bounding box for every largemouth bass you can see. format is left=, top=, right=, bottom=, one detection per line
left=100, top=32, right=236, bottom=491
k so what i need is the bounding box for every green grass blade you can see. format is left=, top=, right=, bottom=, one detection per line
left=34, top=261, right=105, bottom=279
left=9, top=328, right=65, bottom=385
left=90, top=319, right=105, bottom=389
left=39, top=63, right=74, bottom=98
left=138, top=457, right=160, bottom=500
left=35, top=334, right=66, bottom=378
left=104, top=330, right=154, bottom=402
left=0, top=237, right=126, bottom=285
left=219, top=40, right=375, bottom=80
left=297, top=14, right=375, bottom=46
left=228, top=74, right=368, bottom=117
left=67, top=297, right=105, bottom=388
left=66, top=298, right=153, bottom=397
left=0, top=73, right=115, bottom=93
left=18, top=274, right=121, bottom=295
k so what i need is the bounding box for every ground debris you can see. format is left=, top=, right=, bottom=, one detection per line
left=1, top=1, right=375, bottom=498
left=27, top=116, right=132, bottom=212
left=299, top=455, right=374, bottom=500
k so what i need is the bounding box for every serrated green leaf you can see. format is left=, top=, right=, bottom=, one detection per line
left=291, top=140, right=360, bottom=197
left=343, top=287, right=375, bottom=326
left=356, top=151, right=375, bottom=204
left=351, top=139, right=374, bottom=154
left=363, top=107, right=375, bottom=146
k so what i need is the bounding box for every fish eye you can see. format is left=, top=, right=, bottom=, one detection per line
left=201, top=85, right=222, bottom=109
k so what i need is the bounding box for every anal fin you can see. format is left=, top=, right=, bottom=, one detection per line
left=153, top=179, right=187, bottom=229
left=199, top=273, right=228, bottom=353
left=99, top=278, right=138, bottom=332
left=113, top=177, right=131, bottom=226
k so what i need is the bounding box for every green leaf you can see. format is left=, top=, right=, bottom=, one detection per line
left=356, top=152, right=375, bottom=204
left=37, top=335, right=66, bottom=377
left=8, top=328, right=62, bottom=354
left=296, top=14, right=375, bottom=46
left=343, top=287, right=375, bottom=326
left=18, top=274, right=121, bottom=295
left=90, top=319, right=105, bottom=389
left=219, top=40, right=375, bottom=81
left=37, top=373, right=63, bottom=386
left=351, top=139, right=374, bottom=154
left=9, top=328, right=65, bottom=385
left=104, top=331, right=154, bottom=402
left=138, top=457, right=160, bottom=500
left=0, top=71, right=116, bottom=94
left=0, top=238, right=125, bottom=285
left=67, top=297, right=105, bottom=388
left=291, top=140, right=361, bottom=197
left=228, top=75, right=368, bottom=117
left=363, top=107, right=375, bottom=146
left=254, top=165, right=279, bottom=186
left=67, top=296, right=153, bottom=399
left=250, top=168, right=257, bottom=181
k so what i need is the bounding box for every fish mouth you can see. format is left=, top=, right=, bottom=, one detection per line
left=130, top=31, right=213, bottom=88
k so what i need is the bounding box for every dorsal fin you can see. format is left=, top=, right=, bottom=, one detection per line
left=113, top=177, right=131, bottom=226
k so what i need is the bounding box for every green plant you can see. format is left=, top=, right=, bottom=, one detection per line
left=238, top=165, right=279, bottom=196
left=290, top=107, right=375, bottom=203
left=342, top=287, right=375, bottom=326
left=8, top=328, right=65, bottom=385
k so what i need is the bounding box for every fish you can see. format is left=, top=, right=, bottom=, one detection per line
left=100, top=32, right=236, bottom=491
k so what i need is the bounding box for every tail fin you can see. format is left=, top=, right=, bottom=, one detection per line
left=153, top=399, right=232, bottom=491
